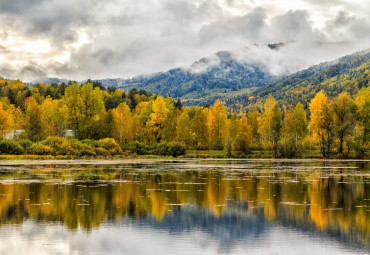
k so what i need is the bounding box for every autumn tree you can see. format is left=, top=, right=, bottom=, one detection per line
left=24, top=97, right=46, bottom=141
left=271, top=105, right=282, bottom=146
left=309, top=91, right=334, bottom=157
left=64, top=83, right=85, bottom=138
left=65, top=83, right=105, bottom=139
left=292, top=103, right=308, bottom=143
left=148, top=96, right=168, bottom=142
left=259, top=95, right=277, bottom=149
left=353, top=87, right=370, bottom=157
left=332, top=92, right=355, bottom=155
left=112, top=102, right=134, bottom=144
left=320, top=104, right=335, bottom=157
left=248, top=108, right=260, bottom=146
left=7, top=104, right=23, bottom=137
left=190, top=108, right=209, bottom=149
left=208, top=100, right=228, bottom=150
left=309, top=90, right=328, bottom=141
left=228, top=113, right=239, bottom=142
left=0, top=101, right=11, bottom=138
left=40, top=96, right=59, bottom=136
left=80, top=83, right=106, bottom=139
left=284, top=103, right=308, bottom=146
left=233, top=115, right=252, bottom=153
left=177, top=109, right=192, bottom=148
left=162, top=107, right=180, bottom=143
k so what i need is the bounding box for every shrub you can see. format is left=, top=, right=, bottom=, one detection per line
left=149, top=143, right=169, bottom=156
left=68, top=139, right=96, bottom=156
left=81, top=139, right=98, bottom=148
left=29, top=143, right=53, bottom=155
left=18, top=139, right=34, bottom=152
left=275, top=137, right=303, bottom=158
left=42, top=136, right=74, bottom=155
left=122, top=141, right=148, bottom=155
left=95, top=147, right=110, bottom=156
left=98, top=138, right=123, bottom=155
left=148, top=143, right=186, bottom=157
left=225, top=139, right=232, bottom=157
left=301, top=136, right=314, bottom=151
left=167, top=142, right=186, bottom=157
left=0, top=139, right=24, bottom=155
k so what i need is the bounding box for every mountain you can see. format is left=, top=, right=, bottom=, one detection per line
left=97, top=51, right=276, bottom=106
left=227, top=49, right=370, bottom=110
left=32, top=77, right=69, bottom=85
left=30, top=48, right=370, bottom=108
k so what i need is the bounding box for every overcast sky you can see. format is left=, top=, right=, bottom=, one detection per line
left=0, top=0, right=369, bottom=82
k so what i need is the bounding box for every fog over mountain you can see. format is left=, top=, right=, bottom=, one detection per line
left=0, top=0, right=369, bottom=82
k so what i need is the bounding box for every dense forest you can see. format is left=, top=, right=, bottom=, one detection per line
left=228, top=50, right=370, bottom=111
left=0, top=76, right=368, bottom=159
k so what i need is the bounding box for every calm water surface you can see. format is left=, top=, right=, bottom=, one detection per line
left=0, top=160, right=368, bottom=254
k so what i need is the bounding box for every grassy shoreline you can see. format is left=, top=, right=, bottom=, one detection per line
left=0, top=150, right=367, bottom=161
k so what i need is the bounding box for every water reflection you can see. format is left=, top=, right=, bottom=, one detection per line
left=0, top=160, right=368, bottom=254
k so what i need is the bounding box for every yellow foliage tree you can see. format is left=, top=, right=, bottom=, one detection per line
left=113, top=102, right=134, bottom=144
left=208, top=100, right=228, bottom=150
left=0, top=101, right=11, bottom=138
left=233, top=115, right=252, bottom=153
left=309, top=90, right=329, bottom=141
left=177, top=109, right=191, bottom=148
left=258, top=95, right=277, bottom=148
left=148, top=96, right=169, bottom=142
left=190, top=108, right=209, bottom=149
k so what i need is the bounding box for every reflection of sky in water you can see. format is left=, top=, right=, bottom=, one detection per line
left=0, top=221, right=366, bottom=255
left=0, top=160, right=368, bottom=254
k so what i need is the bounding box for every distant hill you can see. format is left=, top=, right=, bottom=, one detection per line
left=30, top=48, right=370, bottom=108
left=227, top=50, right=370, bottom=110
left=97, top=51, right=276, bottom=106
left=32, top=77, right=69, bottom=85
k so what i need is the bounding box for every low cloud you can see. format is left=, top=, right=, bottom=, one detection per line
left=0, top=0, right=369, bottom=82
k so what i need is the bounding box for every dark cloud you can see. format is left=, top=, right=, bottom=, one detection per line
left=270, top=10, right=324, bottom=42
left=0, top=0, right=46, bottom=14
left=199, top=8, right=267, bottom=43
left=325, top=11, right=370, bottom=41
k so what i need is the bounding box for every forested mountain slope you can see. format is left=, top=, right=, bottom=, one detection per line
left=227, top=50, right=370, bottom=110
left=98, top=51, right=275, bottom=106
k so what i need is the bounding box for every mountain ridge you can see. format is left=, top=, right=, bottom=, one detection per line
left=27, top=48, right=370, bottom=107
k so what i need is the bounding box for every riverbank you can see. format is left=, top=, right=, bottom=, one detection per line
left=0, top=157, right=368, bottom=166
left=0, top=148, right=366, bottom=161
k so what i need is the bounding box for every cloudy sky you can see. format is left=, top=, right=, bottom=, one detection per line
left=0, top=0, right=369, bottom=82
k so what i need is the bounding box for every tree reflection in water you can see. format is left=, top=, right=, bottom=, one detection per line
left=0, top=160, right=368, bottom=248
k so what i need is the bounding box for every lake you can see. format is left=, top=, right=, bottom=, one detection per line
left=0, top=159, right=368, bottom=254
